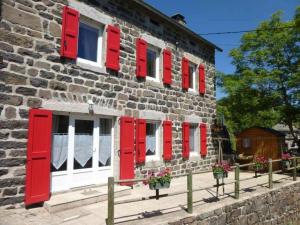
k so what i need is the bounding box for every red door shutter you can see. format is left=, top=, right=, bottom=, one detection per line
left=120, top=116, right=135, bottom=185
left=182, top=57, right=189, bottom=90
left=60, top=6, right=79, bottom=59
left=25, top=109, right=52, bottom=206
left=163, top=121, right=172, bottom=161
left=136, top=119, right=146, bottom=164
left=136, top=38, right=147, bottom=78
left=106, top=25, right=120, bottom=71
left=200, top=123, right=207, bottom=156
left=163, top=49, right=172, bottom=85
left=199, top=64, right=206, bottom=94
left=182, top=122, right=190, bottom=159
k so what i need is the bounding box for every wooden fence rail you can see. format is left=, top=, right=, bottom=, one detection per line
left=107, top=157, right=300, bottom=225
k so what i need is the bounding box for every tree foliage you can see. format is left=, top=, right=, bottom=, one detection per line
left=218, top=7, right=300, bottom=148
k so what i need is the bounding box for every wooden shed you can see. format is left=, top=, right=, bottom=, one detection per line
left=236, top=127, right=285, bottom=170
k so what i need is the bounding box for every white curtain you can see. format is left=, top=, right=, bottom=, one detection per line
left=99, top=135, right=112, bottom=166
left=146, top=135, right=156, bottom=154
left=52, top=134, right=68, bottom=170
left=189, top=128, right=195, bottom=152
left=74, top=134, right=93, bottom=167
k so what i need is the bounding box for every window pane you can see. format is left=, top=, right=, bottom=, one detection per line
left=146, top=123, right=156, bottom=156
left=74, top=120, right=93, bottom=169
left=147, top=49, right=156, bottom=78
left=189, top=66, right=194, bottom=89
left=78, top=22, right=98, bottom=62
left=99, top=118, right=112, bottom=167
left=189, top=125, right=197, bottom=152
left=51, top=115, right=69, bottom=172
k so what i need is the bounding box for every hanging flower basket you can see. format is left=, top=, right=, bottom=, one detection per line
left=144, top=168, right=172, bottom=190
left=212, top=161, right=231, bottom=180
left=282, top=153, right=292, bottom=170
left=149, top=181, right=170, bottom=190
left=252, top=156, right=268, bottom=177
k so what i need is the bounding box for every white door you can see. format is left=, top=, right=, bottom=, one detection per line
left=50, top=115, right=114, bottom=192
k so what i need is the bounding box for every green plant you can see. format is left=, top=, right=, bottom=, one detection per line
left=143, top=168, right=172, bottom=186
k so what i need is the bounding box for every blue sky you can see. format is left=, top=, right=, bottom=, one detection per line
left=145, top=0, right=299, bottom=99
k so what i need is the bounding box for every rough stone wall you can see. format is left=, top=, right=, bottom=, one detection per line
left=169, top=182, right=300, bottom=225
left=0, top=0, right=217, bottom=206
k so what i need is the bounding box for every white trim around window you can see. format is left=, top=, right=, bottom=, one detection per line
left=188, top=62, right=197, bottom=93
left=146, top=45, right=161, bottom=83
left=77, top=17, right=104, bottom=68
left=145, top=120, right=161, bottom=162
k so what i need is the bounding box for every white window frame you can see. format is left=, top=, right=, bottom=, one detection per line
left=189, top=123, right=199, bottom=156
left=188, top=63, right=197, bottom=93
left=145, top=120, right=161, bottom=162
left=77, top=17, right=104, bottom=69
left=146, top=45, right=160, bottom=83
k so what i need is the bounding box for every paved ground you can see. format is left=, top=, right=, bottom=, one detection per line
left=0, top=171, right=297, bottom=225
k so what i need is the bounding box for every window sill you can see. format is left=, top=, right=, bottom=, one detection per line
left=145, top=78, right=163, bottom=88
left=190, top=153, right=200, bottom=161
left=144, top=157, right=163, bottom=168
left=188, top=89, right=198, bottom=95
left=77, top=59, right=108, bottom=75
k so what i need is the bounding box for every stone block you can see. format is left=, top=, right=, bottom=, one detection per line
left=2, top=4, right=42, bottom=31
left=27, top=97, right=42, bottom=108
left=3, top=188, right=18, bottom=196
left=0, top=169, right=9, bottom=177
left=0, top=30, right=33, bottom=48
left=69, top=84, right=88, bottom=93
left=0, top=93, right=23, bottom=106
left=5, top=106, right=16, bottom=119
left=16, top=87, right=37, bottom=96
left=17, top=48, right=42, bottom=59
left=49, top=22, right=61, bottom=37
left=39, top=89, right=52, bottom=99
left=0, top=83, right=12, bottom=93
left=30, top=78, right=48, bottom=88
left=11, top=130, right=27, bottom=139
left=0, top=71, right=27, bottom=85
left=49, top=80, right=67, bottom=91
left=35, top=41, right=55, bottom=53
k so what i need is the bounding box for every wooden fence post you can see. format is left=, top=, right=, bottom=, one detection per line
left=234, top=163, right=240, bottom=199
left=107, top=177, right=114, bottom=225
left=187, top=170, right=193, bottom=214
left=293, top=157, right=297, bottom=181
left=268, top=158, right=273, bottom=189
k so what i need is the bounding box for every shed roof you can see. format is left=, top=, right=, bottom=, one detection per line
left=237, top=126, right=285, bottom=137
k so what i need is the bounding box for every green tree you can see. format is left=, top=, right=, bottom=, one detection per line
left=218, top=7, right=300, bottom=149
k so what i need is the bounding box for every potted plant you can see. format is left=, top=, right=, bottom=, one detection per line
left=212, top=161, right=231, bottom=179
left=281, top=152, right=292, bottom=170
left=253, top=155, right=267, bottom=177
left=143, top=168, right=172, bottom=190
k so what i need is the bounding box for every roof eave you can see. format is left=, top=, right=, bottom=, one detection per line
left=132, top=0, right=223, bottom=52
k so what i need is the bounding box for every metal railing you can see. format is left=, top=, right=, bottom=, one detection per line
left=106, top=157, right=299, bottom=225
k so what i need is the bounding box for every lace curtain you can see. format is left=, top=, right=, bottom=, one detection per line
left=74, top=134, right=93, bottom=167
left=52, top=134, right=68, bottom=170
left=99, top=135, right=112, bottom=166
left=146, top=135, right=156, bottom=155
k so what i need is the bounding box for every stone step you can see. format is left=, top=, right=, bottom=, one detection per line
left=44, top=185, right=132, bottom=213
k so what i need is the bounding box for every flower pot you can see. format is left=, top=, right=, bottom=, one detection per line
left=282, top=160, right=291, bottom=170
left=149, top=181, right=170, bottom=190
left=213, top=172, right=226, bottom=179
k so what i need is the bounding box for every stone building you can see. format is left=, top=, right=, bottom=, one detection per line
left=0, top=0, right=221, bottom=206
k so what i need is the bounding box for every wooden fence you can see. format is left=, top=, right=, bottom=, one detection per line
left=106, top=157, right=299, bottom=225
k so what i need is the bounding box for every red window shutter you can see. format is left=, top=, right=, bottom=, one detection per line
left=199, top=64, right=206, bottom=94
left=182, top=57, right=189, bottom=90
left=60, top=6, right=79, bottom=59
left=163, top=120, right=172, bottom=161
left=163, top=49, right=172, bottom=85
left=25, top=109, right=52, bottom=206
left=182, top=122, right=190, bottom=159
left=135, top=119, right=146, bottom=164
left=106, top=25, right=120, bottom=71
left=136, top=38, right=147, bottom=78
left=120, top=116, right=135, bottom=185
left=200, top=123, right=207, bottom=156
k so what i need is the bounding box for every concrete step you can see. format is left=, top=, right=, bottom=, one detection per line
left=44, top=185, right=132, bottom=213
